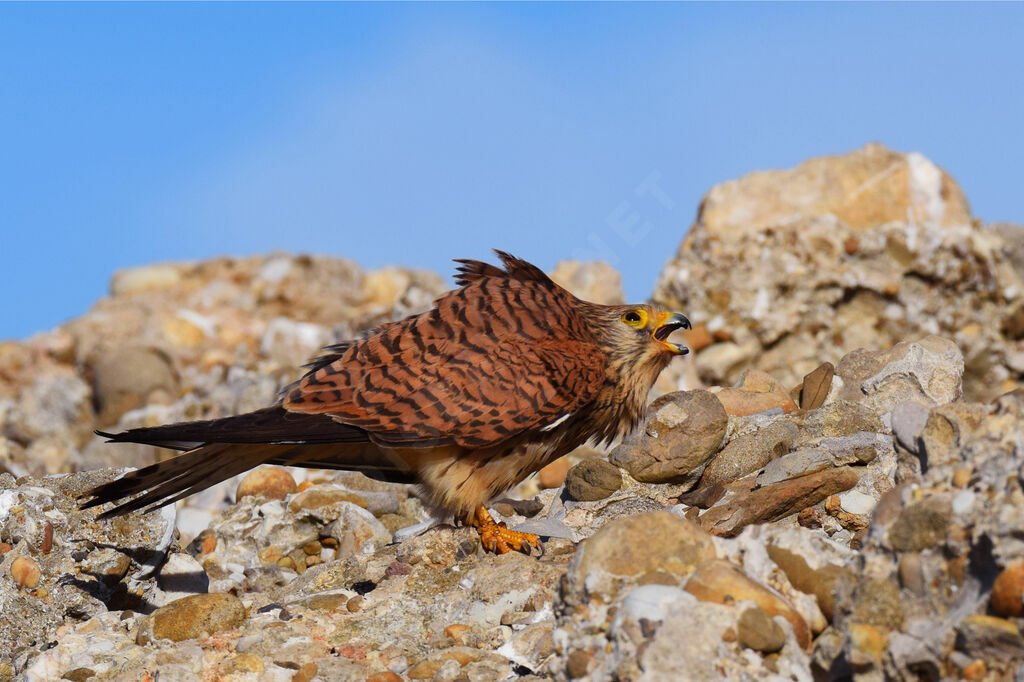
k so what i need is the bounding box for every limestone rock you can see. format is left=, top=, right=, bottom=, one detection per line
left=548, top=260, right=625, bottom=305
left=89, top=346, right=178, bottom=425
left=690, top=143, right=969, bottom=239
left=564, top=459, right=622, bottom=502
left=236, top=466, right=297, bottom=501
left=991, top=562, right=1024, bottom=618
left=699, top=420, right=799, bottom=490
left=564, top=511, right=715, bottom=601
left=885, top=496, right=951, bottom=552
left=737, top=606, right=786, bottom=654
left=609, top=390, right=727, bottom=485
left=654, top=146, right=1019, bottom=403
left=709, top=369, right=798, bottom=417
left=699, top=466, right=861, bottom=537
left=136, top=593, right=246, bottom=644
left=684, top=558, right=810, bottom=648
left=835, top=336, right=964, bottom=426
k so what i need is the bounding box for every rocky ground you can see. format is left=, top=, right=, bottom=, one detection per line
left=1, top=145, right=1022, bottom=681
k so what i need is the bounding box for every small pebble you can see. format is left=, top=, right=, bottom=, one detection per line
left=538, top=457, right=571, bottom=489
left=952, top=467, right=972, bottom=488
left=291, top=663, right=317, bottom=682
left=737, top=606, right=786, bottom=654
left=11, top=556, right=41, bottom=589
left=236, top=466, right=297, bottom=501
left=991, top=562, right=1024, bottom=617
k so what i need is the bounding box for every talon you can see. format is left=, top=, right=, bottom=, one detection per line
left=470, top=505, right=542, bottom=555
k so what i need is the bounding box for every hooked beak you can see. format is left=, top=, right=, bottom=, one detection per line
left=652, top=312, right=692, bottom=355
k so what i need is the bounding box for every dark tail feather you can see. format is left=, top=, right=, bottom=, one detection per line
left=81, top=443, right=258, bottom=518
left=97, top=406, right=371, bottom=451
left=80, top=442, right=414, bottom=518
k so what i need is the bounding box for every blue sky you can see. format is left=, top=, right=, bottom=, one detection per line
left=2, top=3, right=1022, bottom=340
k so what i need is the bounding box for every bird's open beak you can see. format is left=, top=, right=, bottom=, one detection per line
left=652, top=312, right=692, bottom=355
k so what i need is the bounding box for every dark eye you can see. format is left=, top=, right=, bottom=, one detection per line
left=624, top=311, right=642, bottom=322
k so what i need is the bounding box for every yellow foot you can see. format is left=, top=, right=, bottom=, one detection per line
left=471, top=505, right=541, bottom=555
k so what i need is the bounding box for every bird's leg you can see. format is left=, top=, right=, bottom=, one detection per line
left=470, top=505, right=541, bottom=555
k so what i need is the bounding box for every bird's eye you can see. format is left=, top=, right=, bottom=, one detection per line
left=622, top=310, right=647, bottom=328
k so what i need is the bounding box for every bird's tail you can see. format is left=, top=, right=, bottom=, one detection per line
left=95, top=406, right=370, bottom=451
left=80, top=408, right=414, bottom=518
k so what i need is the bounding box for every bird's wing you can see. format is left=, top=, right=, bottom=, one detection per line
left=284, top=254, right=606, bottom=448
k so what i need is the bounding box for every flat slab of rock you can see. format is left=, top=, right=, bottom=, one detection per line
left=136, top=593, right=246, bottom=644
left=699, top=420, right=799, bottom=490
left=709, top=369, right=798, bottom=417
left=835, top=336, right=964, bottom=425
left=564, top=511, right=716, bottom=601
left=684, top=558, right=810, bottom=649
left=699, top=467, right=861, bottom=537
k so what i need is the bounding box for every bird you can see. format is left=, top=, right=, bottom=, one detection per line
left=80, top=251, right=691, bottom=554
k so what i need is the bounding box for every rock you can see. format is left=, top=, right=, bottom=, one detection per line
left=991, top=562, right=1024, bottom=618
left=684, top=559, right=810, bottom=649
left=609, top=390, right=727, bottom=485
left=548, top=260, right=625, bottom=305
left=136, top=593, right=246, bottom=644
left=737, top=606, right=786, bottom=654
left=681, top=324, right=714, bottom=353
left=757, top=450, right=840, bottom=488
left=155, top=553, right=209, bottom=606
left=955, top=615, right=1024, bottom=663
left=10, top=556, right=40, bottom=589
left=653, top=146, right=1018, bottom=404
left=613, top=584, right=695, bottom=628
left=287, top=485, right=369, bottom=516
left=90, top=346, right=179, bottom=424
left=885, top=496, right=951, bottom=552
left=564, top=511, right=715, bottom=601
left=791, top=400, right=885, bottom=442
left=766, top=544, right=852, bottom=623
left=5, top=370, right=92, bottom=444
left=564, top=459, right=621, bottom=501
left=835, top=336, right=964, bottom=426
left=918, top=402, right=988, bottom=470
left=1, top=469, right=178, bottom=673
left=537, top=457, right=570, bottom=489
left=565, top=649, right=594, bottom=679
left=110, top=264, right=183, bottom=295
left=890, top=400, right=931, bottom=453
left=799, top=362, right=835, bottom=411
left=699, top=466, right=861, bottom=537
left=81, top=547, right=132, bottom=585
left=259, top=317, right=331, bottom=367
left=848, top=623, right=888, bottom=665
left=850, top=577, right=903, bottom=631
left=685, top=143, right=969, bottom=239
left=627, top=602, right=763, bottom=680
left=709, top=369, right=798, bottom=416
left=699, top=420, right=799, bottom=490
left=236, top=467, right=297, bottom=501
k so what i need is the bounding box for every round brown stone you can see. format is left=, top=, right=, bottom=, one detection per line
left=136, top=593, right=246, bottom=644
left=564, top=459, right=622, bottom=501
left=991, top=562, right=1024, bottom=617
left=737, top=606, right=786, bottom=653
left=609, top=390, right=727, bottom=484
left=236, top=466, right=297, bottom=501
left=11, top=556, right=40, bottom=589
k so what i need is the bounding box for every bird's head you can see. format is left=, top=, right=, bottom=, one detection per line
left=597, top=304, right=691, bottom=371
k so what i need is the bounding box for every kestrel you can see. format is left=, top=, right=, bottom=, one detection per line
left=81, top=252, right=690, bottom=554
